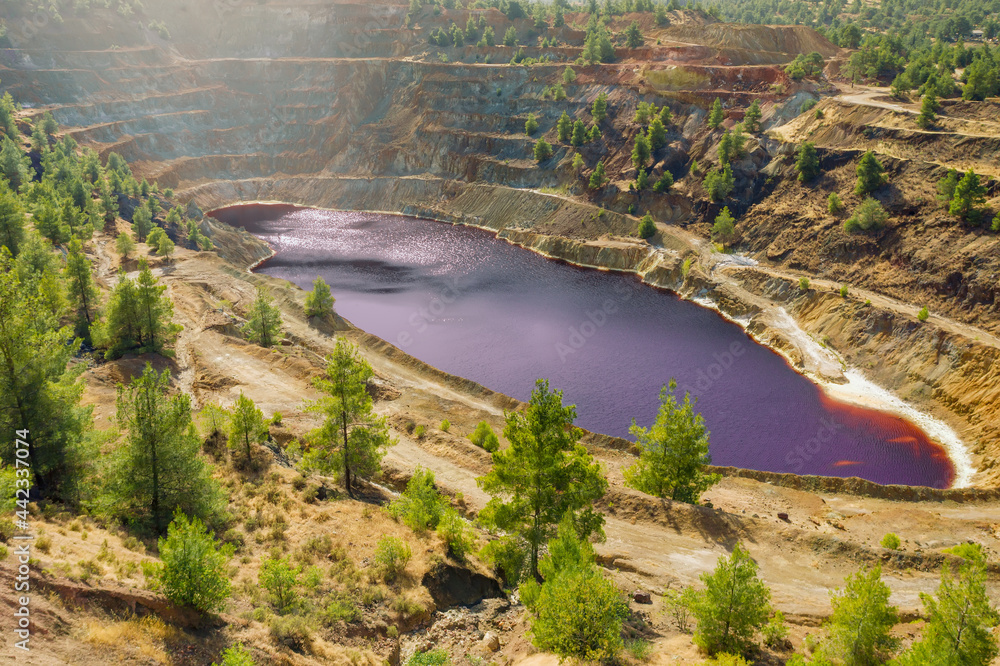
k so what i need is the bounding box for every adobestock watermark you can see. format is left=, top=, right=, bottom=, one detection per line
left=10, top=428, right=34, bottom=653
left=783, top=417, right=846, bottom=474
left=396, top=276, right=463, bottom=349
left=555, top=279, right=642, bottom=363
left=677, top=341, right=747, bottom=397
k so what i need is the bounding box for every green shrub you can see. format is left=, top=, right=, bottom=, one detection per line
left=479, top=535, right=529, bottom=588
left=827, top=192, right=843, bottom=215
left=414, top=424, right=426, bottom=439
left=703, top=164, right=735, bottom=201
left=638, top=213, right=656, bottom=239
left=389, top=467, right=447, bottom=532
left=692, top=543, right=771, bottom=656
left=321, top=592, right=361, bottom=625
left=799, top=277, right=811, bottom=291
left=881, top=533, right=902, bottom=550
left=626, top=638, right=653, bottom=659
left=845, top=197, right=888, bottom=233
left=213, top=644, right=255, bottom=666
left=701, top=655, right=751, bottom=666
left=525, top=113, right=539, bottom=136
left=762, top=611, right=789, bottom=648
left=375, top=536, right=412, bottom=582
left=152, top=511, right=234, bottom=613
left=259, top=556, right=301, bottom=614
left=437, top=509, right=475, bottom=561
left=664, top=587, right=699, bottom=632
left=943, top=542, right=986, bottom=561
left=469, top=421, right=499, bottom=452
left=917, top=307, right=930, bottom=322
left=268, top=614, right=314, bottom=653
left=528, top=560, right=628, bottom=660
left=440, top=419, right=450, bottom=432
left=840, top=284, right=849, bottom=298
left=407, top=650, right=450, bottom=666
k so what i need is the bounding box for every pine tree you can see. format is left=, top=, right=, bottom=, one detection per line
left=135, top=261, right=175, bottom=352
left=31, top=125, right=48, bottom=153
left=707, top=97, right=724, bottom=129
left=631, top=132, right=651, bottom=170
left=638, top=212, right=655, bottom=238
left=916, top=91, right=940, bottom=129
left=0, top=180, right=25, bottom=256
left=156, top=234, right=175, bottom=257
left=41, top=111, right=58, bottom=136
left=571, top=120, right=587, bottom=147
left=743, top=99, right=762, bottom=133
left=116, top=231, right=135, bottom=259
left=937, top=169, right=960, bottom=207
left=533, top=138, right=553, bottom=162
left=659, top=104, right=673, bottom=126
left=98, top=261, right=178, bottom=359
left=589, top=161, right=607, bottom=189
left=796, top=141, right=821, bottom=182
left=0, top=136, right=29, bottom=190
left=895, top=549, right=999, bottom=666
left=592, top=92, right=608, bottom=123
left=65, top=238, right=99, bottom=340
left=571, top=153, right=585, bottom=171
left=828, top=192, right=844, bottom=215
left=654, top=3, right=669, bottom=25
left=109, top=363, right=222, bottom=534
left=153, top=511, right=234, bottom=612
left=634, top=101, right=653, bottom=124
left=693, top=543, right=772, bottom=656
left=302, top=338, right=395, bottom=498
left=855, top=151, right=886, bottom=195
left=132, top=206, right=153, bottom=242
left=712, top=206, right=737, bottom=246
left=624, top=380, right=720, bottom=502
left=562, top=66, right=576, bottom=84
left=100, top=179, right=118, bottom=224
left=304, top=276, right=335, bottom=317
left=242, top=286, right=282, bottom=348
left=624, top=20, right=644, bottom=48
left=477, top=379, right=608, bottom=580
left=0, top=250, right=90, bottom=499
left=703, top=164, right=735, bottom=201
left=821, top=564, right=898, bottom=665
left=554, top=5, right=565, bottom=27
left=717, top=130, right=734, bottom=164
left=653, top=170, right=674, bottom=192
left=648, top=116, right=667, bottom=150
left=557, top=112, right=573, bottom=141
left=525, top=113, right=540, bottom=137
left=0, top=92, right=19, bottom=139
left=228, top=392, right=266, bottom=466
left=949, top=169, right=987, bottom=223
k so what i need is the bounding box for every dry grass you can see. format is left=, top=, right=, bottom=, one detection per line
left=84, top=615, right=184, bottom=664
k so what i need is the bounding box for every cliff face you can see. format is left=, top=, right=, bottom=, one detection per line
left=2, top=0, right=998, bottom=486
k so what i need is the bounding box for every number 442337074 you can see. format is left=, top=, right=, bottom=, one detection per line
left=14, top=429, right=31, bottom=522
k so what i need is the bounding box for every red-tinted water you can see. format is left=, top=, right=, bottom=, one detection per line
left=211, top=204, right=956, bottom=488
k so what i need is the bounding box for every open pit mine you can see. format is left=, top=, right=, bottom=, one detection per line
left=0, top=0, right=999, bottom=664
